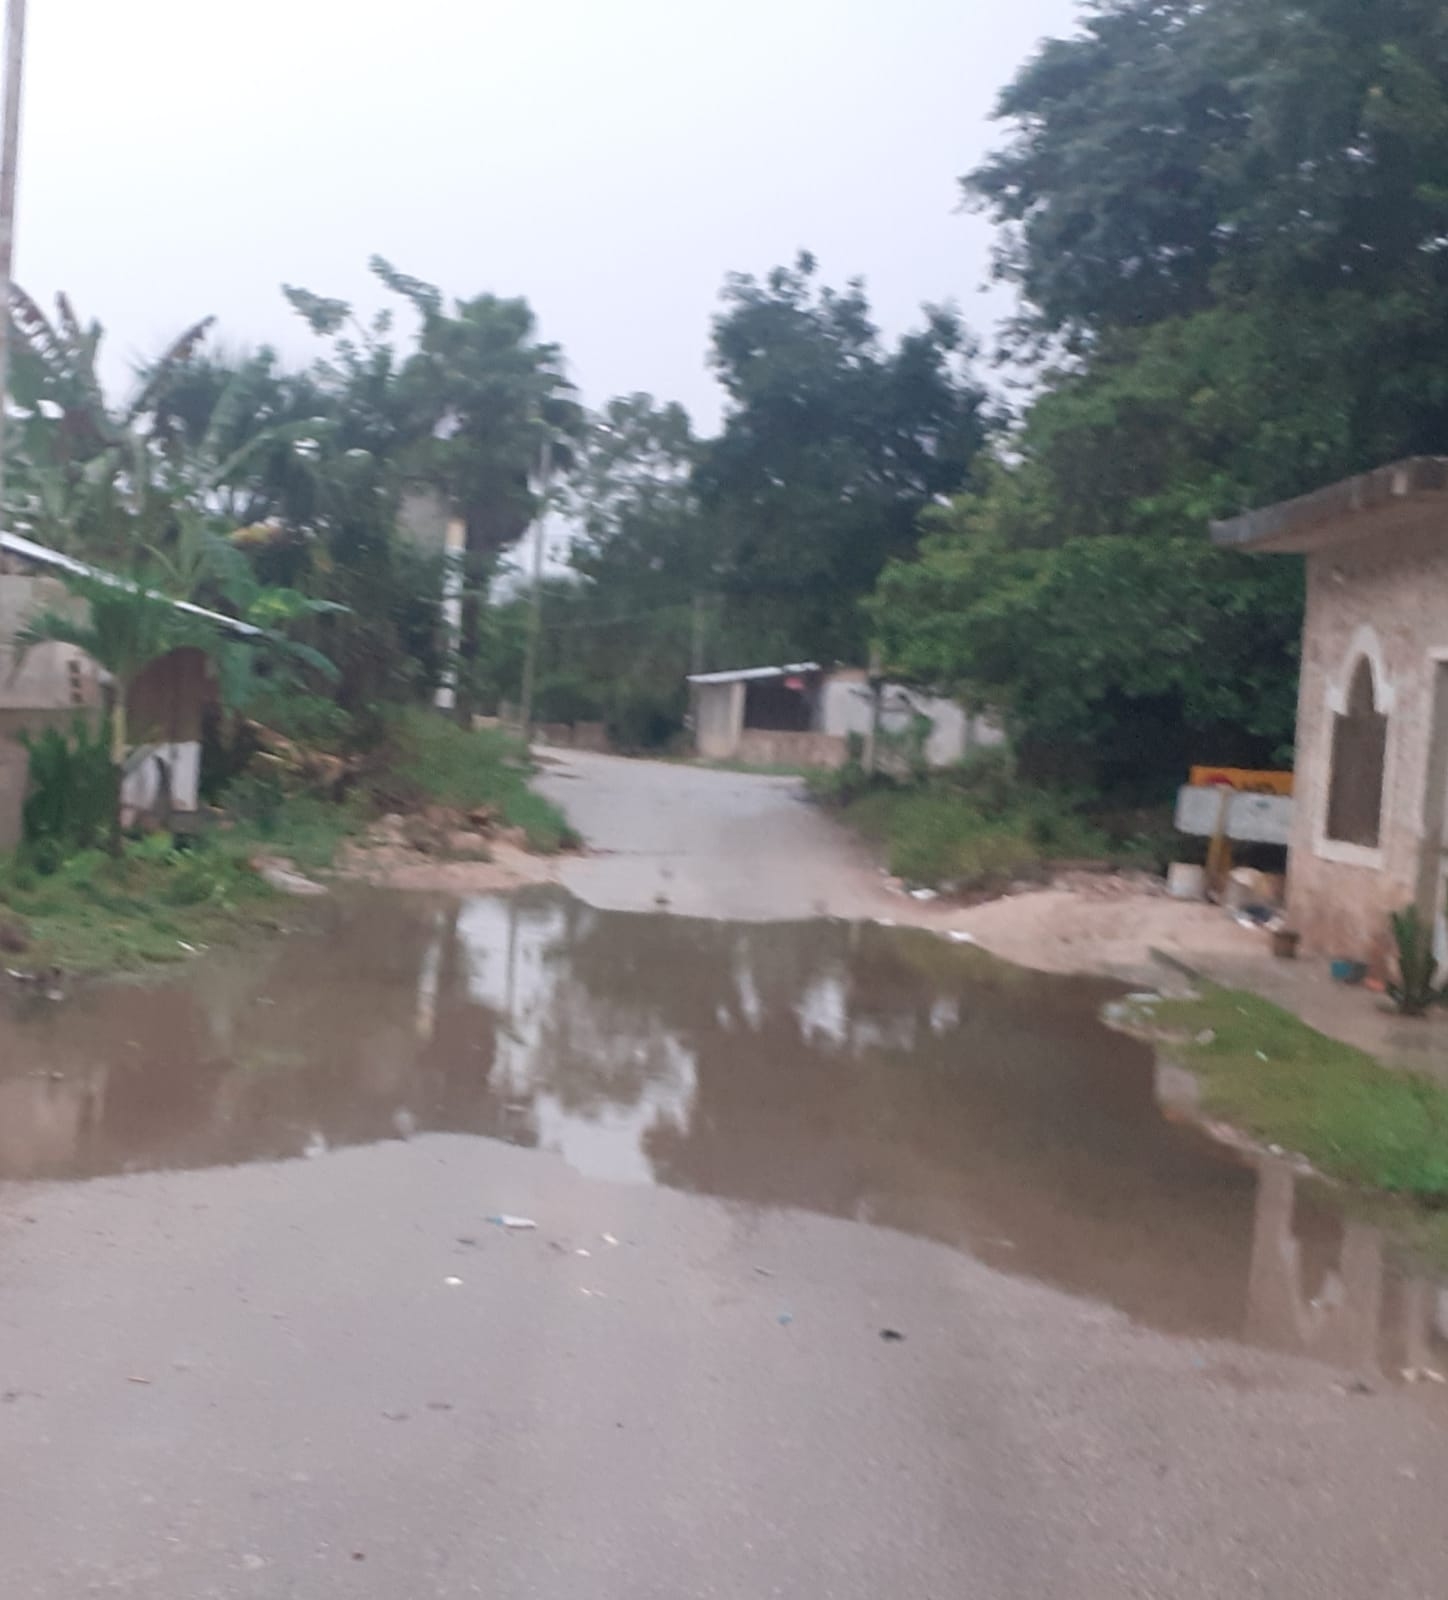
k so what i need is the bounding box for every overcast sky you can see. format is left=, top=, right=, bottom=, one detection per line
left=16, top=0, right=1080, bottom=430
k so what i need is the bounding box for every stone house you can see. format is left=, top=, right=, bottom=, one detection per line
left=1212, top=458, right=1448, bottom=968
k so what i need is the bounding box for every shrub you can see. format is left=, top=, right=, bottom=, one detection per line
left=19, top=718, right=118, bottom=866
left=1388, top=905, right=1448, bottom=1017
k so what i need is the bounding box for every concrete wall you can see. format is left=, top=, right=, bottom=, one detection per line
left=734, top=728, right=847, bottom=770
left=695, top=681, right=744, bottom=760
left=0, top=736, right=26, bottom=851
left=396, top=489, right=450, bottom=555
left=0, top=575, right=100, bottom=716
left=819, top=672, right=1003, bottom=767
left=1286, top=516, right=1448, bottom=968
left=0, top=575, right=104, bottom=852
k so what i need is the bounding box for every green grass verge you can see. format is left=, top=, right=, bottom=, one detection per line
left=1, top=711, right=574, bottom=977
left=388, top=713, right=574, bottom=853
left=1154, top=985, right=1448, bottom=1199
left=0, top=835, right=281, bottom=974
left=817, top=771, right=1109, bottom=887
left=224, top=793, right=366, bottom=875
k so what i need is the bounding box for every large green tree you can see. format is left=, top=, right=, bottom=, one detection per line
left=874, top=0, right=1448, bottom=793
left=698, top=253, right=989, bottom=660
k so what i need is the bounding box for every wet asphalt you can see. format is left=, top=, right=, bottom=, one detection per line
left=1, top=753, right=1446, bottom=1597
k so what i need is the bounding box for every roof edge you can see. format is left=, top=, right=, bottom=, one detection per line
left=1210, top=458, right=1448, bottom=553
left=686, top=661, right=822, bottom=686
left=0, top=530, right=263, bottom=638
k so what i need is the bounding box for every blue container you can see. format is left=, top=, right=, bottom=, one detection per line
left=1330, top=958, right=1368, bottom=985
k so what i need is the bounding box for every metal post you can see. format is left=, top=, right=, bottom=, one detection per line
left=517, top=434, right=552, bottom=741
left=0, top=0, right=26, bottom=531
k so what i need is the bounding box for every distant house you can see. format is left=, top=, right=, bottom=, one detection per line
left=1212, top=458, right=1448, bottom=968
left=0, top=532, right=260, bottom=848
left=686, top=661, right=1001, bottom=770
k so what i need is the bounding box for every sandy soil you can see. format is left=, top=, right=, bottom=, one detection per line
left=338, top=835, right=559, bottom=894
left=947, top=870, right=1264, bottom=980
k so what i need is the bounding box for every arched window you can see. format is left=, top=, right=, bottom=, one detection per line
left=1325, top=657, right=1387, bottom=847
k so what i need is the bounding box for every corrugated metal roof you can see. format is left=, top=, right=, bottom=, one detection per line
left=686, top=661, right=821, bottom=686
left=0, top=531, right=264, bottom=639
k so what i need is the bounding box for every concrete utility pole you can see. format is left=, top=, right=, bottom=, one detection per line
left=0, top=0, right=26, bottom=534
left=516, top=433, right=553, bottom=741
left=433, top=513, right=467, bottom=713
left=862, top=644, right=883, bottom=776
left=690, top=592, right=707, bottom=677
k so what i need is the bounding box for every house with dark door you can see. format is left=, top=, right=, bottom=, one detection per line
left=0, top=533, right=260, bottom=846
left=1212, top=458, right=1448, bottom=970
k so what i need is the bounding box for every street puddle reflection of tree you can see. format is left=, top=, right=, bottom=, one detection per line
left=1, top=885, right=1445, bottom=1389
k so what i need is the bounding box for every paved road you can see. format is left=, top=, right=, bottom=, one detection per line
left=2, top=753, right=1446, bottom=1599
left=538, top=749, right=897, bottom=921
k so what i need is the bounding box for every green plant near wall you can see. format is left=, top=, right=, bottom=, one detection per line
left=1388, top=906, right=1448, bottom=1017
left=18, top=717, right=119, bottom=870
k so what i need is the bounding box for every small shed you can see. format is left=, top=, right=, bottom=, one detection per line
left=0, top=532, right=261, bottom=845
left=1211, top=458, right=1448, bottom=967
left=688, top=663, right=846, bottom=768
left=687, top=661, right=1003, bottom=770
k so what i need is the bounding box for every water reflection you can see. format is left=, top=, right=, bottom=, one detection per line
left=0, top=885, right=1444, bottom=1384
left=1247, top=1156, right=1448, bottom=1386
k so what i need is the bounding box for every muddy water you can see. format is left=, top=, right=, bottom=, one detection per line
left=1, top=884, right=1444, bottom=1385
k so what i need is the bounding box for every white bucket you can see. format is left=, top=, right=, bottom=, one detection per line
left=1166, top=863, right=1207, bottom=901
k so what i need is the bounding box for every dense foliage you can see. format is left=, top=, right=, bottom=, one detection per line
left=16, top=1, right=1441, bottom=786
left=873, top=0, right=1448, bottom=794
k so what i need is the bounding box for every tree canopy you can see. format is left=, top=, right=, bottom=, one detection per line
left=697, top=253, right=989, bottom=660
left=872, top=0, right=1448, bottom=793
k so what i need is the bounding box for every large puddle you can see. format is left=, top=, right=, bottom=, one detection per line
left=2, top=885, right=1445, bottom=1388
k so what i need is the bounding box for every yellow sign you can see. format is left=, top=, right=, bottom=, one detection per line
left=1189, top=766, right=1294, bottom=797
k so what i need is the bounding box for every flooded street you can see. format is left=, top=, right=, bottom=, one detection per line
left=3, top=758, right=1448, bottom=1597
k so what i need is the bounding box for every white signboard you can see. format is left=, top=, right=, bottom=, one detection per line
left=1174, top=785, right=1293, bottom=846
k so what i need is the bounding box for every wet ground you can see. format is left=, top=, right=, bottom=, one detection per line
left=4, top=884, right=1443, bottom=1372
left=3, top=758, right=1448, bottom=1597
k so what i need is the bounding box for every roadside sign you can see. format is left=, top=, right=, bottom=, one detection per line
left=1188, top=767, right=1294, bottom=796
left=1175, top=786, right=1293, bottom=845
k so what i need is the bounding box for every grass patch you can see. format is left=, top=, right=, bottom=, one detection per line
left=1154, top=985, right=1448, bottom=1200
left=386, top=712, right=574, bottom=853
left=812, top=753, right=1109, bottom=887
left=222, top=789, right=366, bottom=874
left=0, top=834, right=281, bottom=974
left=0, top=710, right=574, bottom=978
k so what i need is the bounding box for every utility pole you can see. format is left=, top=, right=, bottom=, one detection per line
left=0, top=0, right=26, bottom=532
left=433, top=513, right=466, bottom=714
left=862, top=644, right=883, bottom=777
left=690, top=591, right=707, bottom=677
left=516, top=433, right=553, bottom=741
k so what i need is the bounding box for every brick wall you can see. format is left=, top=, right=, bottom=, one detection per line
left=1288, top=515, right=1448, bottom=967
left=734, top=729, right=847, bottom=770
